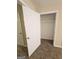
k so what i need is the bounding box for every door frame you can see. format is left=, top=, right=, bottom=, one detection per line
left=40, top=11, right=57, bottom=45
left=17, top=0, right=29, bottom=56
left=17, top=3, right=27, bottom=47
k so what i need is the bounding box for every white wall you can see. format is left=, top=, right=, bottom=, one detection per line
left=54, top=0, right=62, bottom=48
left=41, top=14, right=55, bottom=40
left=30, top=0, right=62, bottom=48
left=19, top=0, right=37, bottom=12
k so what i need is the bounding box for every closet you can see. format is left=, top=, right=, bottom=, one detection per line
left=41, top=13, right=56, bottom=40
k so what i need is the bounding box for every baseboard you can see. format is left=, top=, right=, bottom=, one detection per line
left=41, top=38, right=53, bottom=40
left=54, top=44, right=62, bottom=48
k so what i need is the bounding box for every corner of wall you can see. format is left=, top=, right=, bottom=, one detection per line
left=54, top=42, right=62, bottom=48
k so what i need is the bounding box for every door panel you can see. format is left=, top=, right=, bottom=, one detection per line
left=22, top=5, right=41, bottom=56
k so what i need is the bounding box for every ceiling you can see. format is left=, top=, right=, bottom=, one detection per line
left=31, top=0, right=55, bottom=6
left=20, top=0, right=61, bottom=12
left=31, top=0, right=57, bottom=12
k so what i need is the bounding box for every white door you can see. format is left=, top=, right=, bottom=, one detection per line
left=22, top=5, right=41, bottom=56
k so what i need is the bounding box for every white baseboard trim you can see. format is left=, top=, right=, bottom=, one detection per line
left=41, top=38, right=53, bottom=40
left=54, top=44, right=62, bottom=48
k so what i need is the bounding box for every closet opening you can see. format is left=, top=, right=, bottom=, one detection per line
left=40, top=13, right=56, bottom=46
